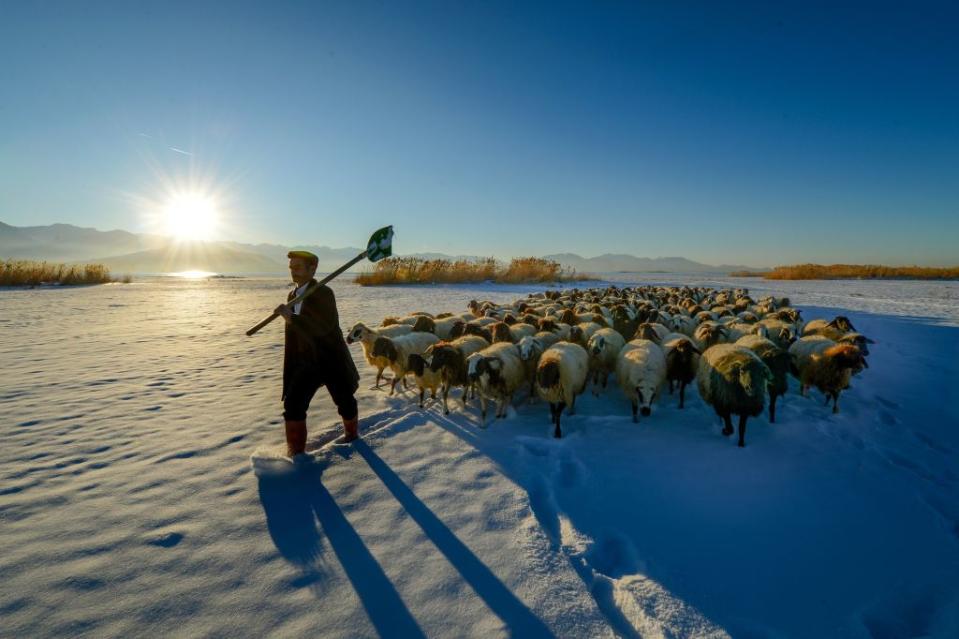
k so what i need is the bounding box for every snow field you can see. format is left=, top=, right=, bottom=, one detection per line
left=1, top=276, right=958, bottom=637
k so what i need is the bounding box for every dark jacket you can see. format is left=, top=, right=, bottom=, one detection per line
left=282, top=280, right=360, bottom=399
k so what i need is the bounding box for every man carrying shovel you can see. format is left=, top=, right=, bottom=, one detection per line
left=274, top=250, right=360, bottom=454
left=247, top=226, right=394, bottom=457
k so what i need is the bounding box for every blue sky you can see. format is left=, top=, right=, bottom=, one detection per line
left=1, top=1, right=957, bottom=267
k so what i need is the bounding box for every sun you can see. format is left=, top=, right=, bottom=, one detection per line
left=164, top=192, right=218, bottom=241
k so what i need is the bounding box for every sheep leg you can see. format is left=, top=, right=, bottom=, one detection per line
left=602, top=371, right=609, bottom=389
left=669, top=379, right=674, bottom=394
left=738, top=414, right=748, bottom=448
left=375, top=368, right=383, bottom=389
left=389, top=377, right=398, bottom=396
left=769, top=392, right=777, bottom=423
left=553, top=402, right=566, bottom=438
left=631, top=401, right=638, bottom=424
left=832, top=392, right=840, bottom=414
left=442, top=383, right=451, bottom=415
left=479, top=395, right=488, bottom=427
left=722, top=413, right=734, bottom=436
left=419, top=388, right=425, bottom=408
left=679, top=382, right=686, bottom=409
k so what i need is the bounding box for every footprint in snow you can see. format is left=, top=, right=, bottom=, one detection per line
left=147, top=532, right=184, bottom=548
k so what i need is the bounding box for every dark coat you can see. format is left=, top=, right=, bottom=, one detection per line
left=282, top=280, right=360, bottom=400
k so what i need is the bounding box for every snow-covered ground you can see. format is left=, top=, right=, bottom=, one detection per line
left=1, top=274, right=957, bottom=638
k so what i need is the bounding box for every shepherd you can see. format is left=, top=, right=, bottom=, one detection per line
left=246, top=226, right=394, bottom=457
left=274, top=250, right=360, bottom=455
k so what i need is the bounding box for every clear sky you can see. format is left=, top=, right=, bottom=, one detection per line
left=1, top=1, right=957, bottom=267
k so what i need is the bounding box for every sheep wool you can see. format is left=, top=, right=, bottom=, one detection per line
left=696, top=343, right=773, bottom=447
left=616, top=339, right=667, bottom=422
left=536, top=342, right=589, bottom=438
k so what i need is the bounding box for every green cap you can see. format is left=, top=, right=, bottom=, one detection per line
left=287, top=250, right=318, bottom=267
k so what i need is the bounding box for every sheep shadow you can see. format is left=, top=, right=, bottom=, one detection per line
left=257, top=460, right=426, bottom=638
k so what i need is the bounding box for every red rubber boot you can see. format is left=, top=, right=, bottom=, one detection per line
left=342, top=416, right=359, bottom=443
left=285, top=420, right=307, bottom=456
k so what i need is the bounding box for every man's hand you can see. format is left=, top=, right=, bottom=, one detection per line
left=274, top=304, right=293, bottom=323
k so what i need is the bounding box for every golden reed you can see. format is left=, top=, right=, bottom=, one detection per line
left=355, top=257, right=589, bottom=286
left=731, top=264, right=959, bottom=280
left=1, top=260, right=125, bottom=286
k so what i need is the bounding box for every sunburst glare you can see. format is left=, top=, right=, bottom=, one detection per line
left=163, top=192, right=218, bottom=241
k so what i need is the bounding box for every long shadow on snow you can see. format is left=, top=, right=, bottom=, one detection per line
left=353, top=440, right=556, bottom=639
left=258, top=460, right=427, bottom=639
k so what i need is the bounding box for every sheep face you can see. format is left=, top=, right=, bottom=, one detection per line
left=827, top=344, right=868, bottom=373
left=467, top=355, right=503, bottom=385
left=346, top=322, right=370, bottom=344
left=588, top=335, right=606, bottom=357
left=778, top=327, right=796, bottom=346
left=371, top=337, right=399, bottom=362
left=839, top=333, right=875, bottom=356
left=666, top=340, right=700, bottom=372
left=448, top=321, right=467, bottom=339
left=518, top=336, right=542, bottom=361
left=634, top=385, right=657, bottom=416
left=428, top=345, right=456, bottom=372
left=830, top=316, right=856, bottom=332
left=731, top=360, right=773, bottom=398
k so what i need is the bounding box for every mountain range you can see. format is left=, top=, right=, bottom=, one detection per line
left=0, top=222, right=765, bottom=275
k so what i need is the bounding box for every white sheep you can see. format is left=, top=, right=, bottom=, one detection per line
left=536, top=342, right=589, bottom=438
left=370, top=332, right=440, bottom=396
left=508, top=322, right=537, bottom=343
left=346, top=321, right=413, bottom=389
left=756, top=318, right=798, bottom=350
left=466, top=342, right=527, bottom=425
left=616, top=339, right=667, bottom=422
left=586, top=327, right=626, bottom=396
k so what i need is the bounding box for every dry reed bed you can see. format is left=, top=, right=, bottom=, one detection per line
left=0, top=260, right=125, bottom=286
left=731, top=264, right=959, bottom=280
left=354, top=257, right=589, bottom=286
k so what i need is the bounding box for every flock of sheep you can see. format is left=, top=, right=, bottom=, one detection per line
left=345, top=285, right=873, bottom=446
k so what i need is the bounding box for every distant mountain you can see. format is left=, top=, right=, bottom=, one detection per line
left=98, top=242, right=285, bottom=274
left=1, top=222, right=767, bottom=274
left=0, top=222, right=163, bottom=261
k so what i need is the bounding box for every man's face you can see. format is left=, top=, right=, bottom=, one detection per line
left=289, top=258, right=315, bottom=285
